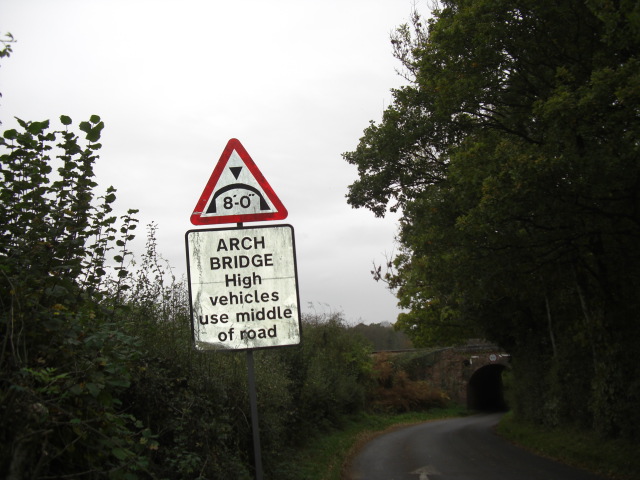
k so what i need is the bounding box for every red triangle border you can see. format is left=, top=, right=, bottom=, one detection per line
left=190, top=138, right=288, bottom=225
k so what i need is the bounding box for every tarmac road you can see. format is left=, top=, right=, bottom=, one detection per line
left=348, top=413, right=608, bottom=480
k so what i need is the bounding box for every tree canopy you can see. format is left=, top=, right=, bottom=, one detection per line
left=345, top=0, right=640, bottom=439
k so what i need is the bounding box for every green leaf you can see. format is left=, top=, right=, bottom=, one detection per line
left=107, top=377, right=131, bottom=388
left=3, top=128, right=17, bottom=139
left=69, top=384, right=84, bottom=395
left=26, top=120, right=49, bottom=135
left=86, top=121, right=104, bottom=142
left=60, top=115, right=72, bottom=126
left=85, top=382, right=102, bottom=397
left=111, top=447, right=130, bottom=460
left=89, top=114, right=101, bottom=124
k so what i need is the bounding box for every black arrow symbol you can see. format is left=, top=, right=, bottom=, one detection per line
left=230, top=167, right=242, bottom=179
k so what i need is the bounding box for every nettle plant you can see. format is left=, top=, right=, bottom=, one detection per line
left=0, top=115, right=152, bottom=479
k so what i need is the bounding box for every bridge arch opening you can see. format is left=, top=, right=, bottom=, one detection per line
left=467, top=364, right=508, bottom=411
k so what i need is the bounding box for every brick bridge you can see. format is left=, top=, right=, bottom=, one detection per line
left=382, top=342, right=511, bottom=410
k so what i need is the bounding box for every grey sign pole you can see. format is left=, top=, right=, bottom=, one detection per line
left=235, top=221, right=263, bottom=480
left=186, top=219, right=302, bottom=480
left=246, top=349, right=264, bottom=480
left=187, top=139, right=301, bottom=480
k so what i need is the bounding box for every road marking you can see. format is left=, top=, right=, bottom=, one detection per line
left=410, top=465, right=439, bottom=479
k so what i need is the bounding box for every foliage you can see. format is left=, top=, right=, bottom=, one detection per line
left=0, top=32, right=14, bottom=59
left=0, top=32, right=15, bottom=119
left=344, top=0, right=640, bottom=440
left=276, top=313, right=374, bottom=438
left=0, top=114, right=148, bottom=478
left=498, top=411, right=639, bottom=480
left=350, top=321, right=413, bottom=351
left=368, top=352, right=448, bottom=413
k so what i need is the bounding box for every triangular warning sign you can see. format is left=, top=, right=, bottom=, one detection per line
left=190, top=138, right=288, bottom=225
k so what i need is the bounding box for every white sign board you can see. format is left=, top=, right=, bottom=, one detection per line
left=185, top=224, right=301, bottom=350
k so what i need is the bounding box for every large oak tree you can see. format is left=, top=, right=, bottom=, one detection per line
left=345, top=0, right=640, bottom=438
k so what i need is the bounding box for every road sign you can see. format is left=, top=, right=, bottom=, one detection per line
left=190, top=138, right=288, bottom=225
left=185, top=224, right=301, bottom=350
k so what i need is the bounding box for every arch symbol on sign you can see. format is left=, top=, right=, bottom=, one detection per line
left=206, top=183, right=270, bottom=213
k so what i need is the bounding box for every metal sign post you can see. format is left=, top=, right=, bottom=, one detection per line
left=186, top=140, right=301, bottom=480
left=246, top=349, right=263, bottom=480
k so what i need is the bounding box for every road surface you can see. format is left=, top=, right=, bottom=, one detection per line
left=348, top=413, right=607, bottom=480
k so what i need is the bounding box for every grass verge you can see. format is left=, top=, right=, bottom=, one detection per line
left=287, top=406, right=468, bottom=480
left=288, top=408, right=639, bottom=480
left=497, top=411, right=639, bottom=480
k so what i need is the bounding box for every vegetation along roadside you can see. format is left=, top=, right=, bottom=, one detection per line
left=4, top=0, right=640, bottom=475
left=288, top=408, right=638, bottom=480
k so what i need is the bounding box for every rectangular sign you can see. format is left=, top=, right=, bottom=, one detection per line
left=185, top=224, right=301, bottom=350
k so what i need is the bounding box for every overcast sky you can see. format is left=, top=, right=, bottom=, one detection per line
left=1, top=0, right=425, bottom=325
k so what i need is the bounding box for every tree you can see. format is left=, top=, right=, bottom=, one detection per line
left=345, top=0, right=640, bottom=439
left=350, top=322, right=413, bottom=351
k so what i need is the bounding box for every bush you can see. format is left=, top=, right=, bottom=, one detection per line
left=0, top=116, right=150, bottom=479
left=369, top=352, right=448, bottom=412
left=275, top=313, right=373, bottom=440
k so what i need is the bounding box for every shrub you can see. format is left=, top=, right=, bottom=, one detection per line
left=0, top=116, right=150, bottom=479
left=369, top=352, right=448, bottom=412
left=276, top=313, right=373, bottom=439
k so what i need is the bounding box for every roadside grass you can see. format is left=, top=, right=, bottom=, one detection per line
left=287, top=406, right=468, bottom=480
left=288, top=408, right=639, bottom=480
left=497, top=411, right=639, bottom=480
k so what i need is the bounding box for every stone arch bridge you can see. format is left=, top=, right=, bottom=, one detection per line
left=379, top=342, right=511, bottom=410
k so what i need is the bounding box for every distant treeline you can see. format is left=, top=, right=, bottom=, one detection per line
left=350, top=322, right=413, bottom=351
